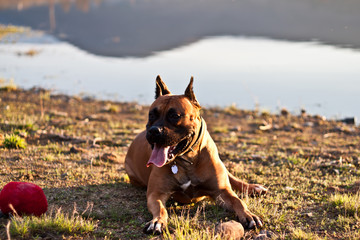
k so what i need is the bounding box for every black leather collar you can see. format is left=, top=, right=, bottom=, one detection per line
left=176, top=117, right=205, bottom=165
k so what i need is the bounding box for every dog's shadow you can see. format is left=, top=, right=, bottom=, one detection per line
left=40, top=182, right=242, bottom=239
left=41, top=182, right=150, bottom=239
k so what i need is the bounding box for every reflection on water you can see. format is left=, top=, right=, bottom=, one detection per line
left=1, top=34, right=360, bottom=120
left=0, top=0, right=96, bottom=11
left=1, top=0, right=360, bottom=57
left=0, top=0, right=102, bottom=32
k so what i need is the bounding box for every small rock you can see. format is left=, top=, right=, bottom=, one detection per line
left=251, top=155, right=265, bottom=161
left=215, top=220, right=244, bottom=240
left=305, top=212, right=313, bottom=217
left=49, top=110, right=68, bottom=118
left=303, top=121, right=314, bottom=127
left=134, top=104, right=143, bottom=111
left=18, top=132, right=27, bottom=138
left=259, top=124, right=272, bottom=131
left=280, top=108, right=289, bottom=117
left=254, top=233, right=267, bottom=240
left=260, top=230, right=274, bottom=238
left=283, top=126, right=292, bottom=132
left=314, top=115, right=326, bottom=121
left=102, top=104, right=120, bottom=113
left=100, top=152, right=123, bottom=163
left=327, top=186, right=343, bottom=193
left=334, top=126, right=355, bottom=134
left=272, top=124, right=280, bottom=130
left=61, top=173, right=68, bottom=179
left=353, top=157, right=359, bottom=167
left=338, top=117, right=356, bottom=125
left=230, top=131, right=237, bottom=137
left=291, top=122, right=302, bottom=130
left=255, top=230, right=274, bottom=239
left=84, top=114, right=108, bottom=122
left=300, top=108, right=307, bottom=117
left=229, top=126, right=242, bottom=132
left=70, top=146, right=88, bottom=154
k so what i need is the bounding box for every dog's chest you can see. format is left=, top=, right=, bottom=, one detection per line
left=180, top=180, right=192, bottom=191
left=171, top=165, right=200, bottom=192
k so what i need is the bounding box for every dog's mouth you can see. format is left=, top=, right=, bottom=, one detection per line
left=146, top=135, right=193, bottom=168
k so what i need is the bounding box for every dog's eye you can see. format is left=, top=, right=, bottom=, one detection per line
left=167, top=110, right=182, bottom=122
left=169, top=113, right=181, bottom=120
left=149, top=109, right=159, bottom=121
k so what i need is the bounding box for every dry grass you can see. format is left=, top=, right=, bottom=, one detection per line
left=9, top=205, right=97, bottom=238
left=0, top=89, right=359, bottom=239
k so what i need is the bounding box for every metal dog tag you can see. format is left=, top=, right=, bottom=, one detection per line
left=171, top=165, right=178, bottom=174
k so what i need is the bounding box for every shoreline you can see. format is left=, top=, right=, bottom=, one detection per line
left=2, top=85, right=359, bottom=124
left=2, top=25, right=360, bottom=121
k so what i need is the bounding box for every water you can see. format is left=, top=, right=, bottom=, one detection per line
left=1, top=0, right=360, bottom=120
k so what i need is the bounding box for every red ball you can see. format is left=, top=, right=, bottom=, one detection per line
left=0, top=182, right=48, bottom=217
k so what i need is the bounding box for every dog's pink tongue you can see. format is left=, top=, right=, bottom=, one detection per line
left=147, top=144, right=169, bottom=167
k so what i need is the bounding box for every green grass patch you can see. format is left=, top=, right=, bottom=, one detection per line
left=9, top=207, right=97, bottom=239
left=3, top=134, right=27, bottom=149
left=163, top=207, right=221, bottom=240
left=291, top=227, right=323, bottom=240
left=42, top=153, right=56, bottom=162
left=212, top=126, right=229, bottom=134
left=0, top=78, right=17, bottom=92
left=329, top=192, right=360, bottom=217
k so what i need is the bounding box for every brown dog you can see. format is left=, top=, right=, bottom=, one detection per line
left=125, top=76, right=267, bottom=234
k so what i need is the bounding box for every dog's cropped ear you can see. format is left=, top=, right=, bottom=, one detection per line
left=184, top=76, right=201, bottom=108
left=155, top=75, right=171, bottom=99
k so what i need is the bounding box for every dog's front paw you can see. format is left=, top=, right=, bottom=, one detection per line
left=143, top=217, right=166, bottom=235
left=249, top=184, right=268, bottom=196
left=237, top=210, right=263, bottom=229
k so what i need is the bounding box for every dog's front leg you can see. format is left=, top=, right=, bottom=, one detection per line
left=143, top=190, right=170, bottom=234
left=215, top=188, right=263, bottom=229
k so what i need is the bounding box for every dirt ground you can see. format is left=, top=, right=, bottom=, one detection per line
left=0, top=88, right=359, bottom=239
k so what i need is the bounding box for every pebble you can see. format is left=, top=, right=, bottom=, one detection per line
left=284, top=186, right=295, bottom=191
left=69, top=146, right=88, bottom=154
left=101, top=152, right=123, bottom=163
left=254, top=230, right=274, bottom=240
left=49, top=110, right=68, bottom=117
left=303, top=122, right=314, bottom=127
left=280, top=108, right=289, bottom=116
left=254, top=233, right=267, bottom=240
left=229, top=126, right=242, bottom=132
left=353, top=157, right=359, bottom=167
left=215, top=220, right=244, bottom=240
left=305, top=212, right=313, bottom=217
left=338, top=117, right=356, bottom=125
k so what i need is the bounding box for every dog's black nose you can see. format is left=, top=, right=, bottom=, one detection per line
left=146, top=126, right=164, bottom=145
left=148, top=126, right=162, bottom=137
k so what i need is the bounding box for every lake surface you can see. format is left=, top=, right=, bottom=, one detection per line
left=1, top=0, right=360, bottom=121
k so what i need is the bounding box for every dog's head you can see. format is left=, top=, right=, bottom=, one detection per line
left=146, top=75, right=201, bottom=167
